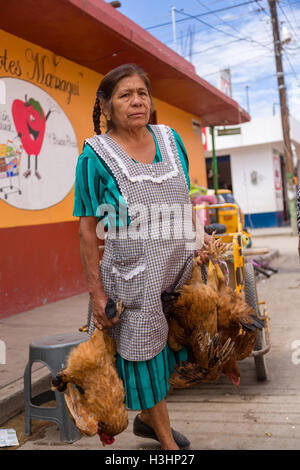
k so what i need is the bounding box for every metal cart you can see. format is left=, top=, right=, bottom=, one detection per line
left=0, top=140, right=22, bottom=200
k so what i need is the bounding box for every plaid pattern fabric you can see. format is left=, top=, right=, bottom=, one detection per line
left=86, top=125, right=194, bottom=361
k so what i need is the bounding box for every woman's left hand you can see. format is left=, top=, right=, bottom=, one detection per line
left=195, top=248, right=209, bottom=265
left=195, top=232, right=211, bottom=265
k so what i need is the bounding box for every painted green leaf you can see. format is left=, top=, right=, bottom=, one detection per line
left=26, top=98, right=44, bottom=121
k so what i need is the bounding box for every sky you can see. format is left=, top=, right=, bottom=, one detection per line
left=114, top=0, right=300, bottom=122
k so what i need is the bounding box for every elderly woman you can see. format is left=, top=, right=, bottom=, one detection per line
left=73, top=64, right=206, bottom=450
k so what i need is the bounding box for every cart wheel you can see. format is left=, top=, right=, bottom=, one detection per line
left=244, top=262, right=268, bottom=381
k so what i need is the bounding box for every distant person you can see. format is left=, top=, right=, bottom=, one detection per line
left=298, top=185, right=300, bottom=258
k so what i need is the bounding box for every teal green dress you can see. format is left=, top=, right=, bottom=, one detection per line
left=73, top=126, right=189, bottom=410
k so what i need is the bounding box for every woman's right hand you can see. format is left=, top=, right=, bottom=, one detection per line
left=91, top=289, right=120, bottom=330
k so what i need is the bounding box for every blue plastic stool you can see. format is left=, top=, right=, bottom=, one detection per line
left=24, top=332, right=88, bottom=443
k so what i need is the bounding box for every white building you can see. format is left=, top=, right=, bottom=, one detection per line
left=204, top=115, right=300, bottom=229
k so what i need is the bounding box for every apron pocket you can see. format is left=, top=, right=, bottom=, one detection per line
left=112, top=261, right=146, bottom=280
left=110, top=238, right=145, bottom=263
left=111, top=258, right=146, bottom=309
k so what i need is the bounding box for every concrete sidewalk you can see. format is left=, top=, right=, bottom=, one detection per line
left=0, top=291, right=90, bottom=426
left=1, top=233, right=299, bottom=450
left=249, top=226, right=293, bottom=237
left=0, top=236, right=279, bottom=423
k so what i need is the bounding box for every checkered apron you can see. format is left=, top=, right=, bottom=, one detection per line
left=86, top=125, right=195, bottom=361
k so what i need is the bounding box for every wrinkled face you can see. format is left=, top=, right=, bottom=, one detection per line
left=104, top=74, right=152, bottom=131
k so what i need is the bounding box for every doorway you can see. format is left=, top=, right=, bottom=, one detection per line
left=279, top=154, right=290, bottom=225
left=205, top=155, right=232, bottom=190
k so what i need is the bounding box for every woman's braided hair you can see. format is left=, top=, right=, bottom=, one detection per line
left=92, top=64, right=153, bottom=135
left=93, top=97, right=101, bottom=135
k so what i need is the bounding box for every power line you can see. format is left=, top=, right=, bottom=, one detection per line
left=174, top=7, right=274, bottom=52
left=283, top=50, right=300, bottom=85
left=194, top=0, right=252, bottom=37
left=273, top=4, right=300, bottom=88
left=201, top=54, right=274, bottom=78
left=284, top=0, right=300, bottom=36
left=254, top=0, right=270, bottom=18
left=253, top=0, right=273, bottom=39
left=193, top=0, right=273, bottom=52
left=160, top=2, right=273, bottom=47
left=285, top=45, right=300, bottom=52
left=183, top=38, right=243, bottom=58
left=280, top=0, right=300, bottom=6
left=278, top=1, right=300, bottom=46
left=232, top=70, right=296, bottom=85
left=284, top=0, right=300, bottom=13
left=144, top=0, right=260, bottom=31
left=182, top=34, right=273, bottom=58
left=164, top=21, right=271, bottom=47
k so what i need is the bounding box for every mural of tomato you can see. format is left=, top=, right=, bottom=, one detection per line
left=12, top=96, right=51, bottom=179
left=0, top=77, right=78, bottom=210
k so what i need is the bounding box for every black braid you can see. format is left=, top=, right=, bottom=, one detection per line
left=93, top=97, right=101, bottom=135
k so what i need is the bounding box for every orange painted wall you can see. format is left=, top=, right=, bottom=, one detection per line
left=154, top=98, right=207, bottom=187
left=0, top=29, right=207, bottom=318
left=0, top=29, right=101, bottom=229
left=0, top=29, right=206, bottom=230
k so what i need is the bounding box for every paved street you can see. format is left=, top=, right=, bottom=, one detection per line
left=1, top=234, right=300, bottom=450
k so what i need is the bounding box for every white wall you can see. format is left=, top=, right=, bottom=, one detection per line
left=204, top=114, right=299, bottom=220
left=212, top=144, right=279, bottom=215
left=206, top=115, right=300, bottom=151
left=233, top=144, right=277, bottom=215
left=290, top=115, right=300, bottom=143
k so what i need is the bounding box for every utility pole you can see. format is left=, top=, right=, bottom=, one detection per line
left=268, top=0, right=297, bottom=233
left=245, top=85, right=250, bottom=114
left=171, top=6, right=177, bottom=53
left=210, top=126, right=219, bottom=197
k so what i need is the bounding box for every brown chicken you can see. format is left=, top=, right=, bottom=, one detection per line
left=213, top=262, right=264, bottom=386
left=163, top=260, right=235, bottom=388
left=52, top=302, right=128, bottom=446
left=169, top=329, right=234, bottom=388
left=202, top=236, right=264, bottom=386
left=164, top=236, right=264, bottom=389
